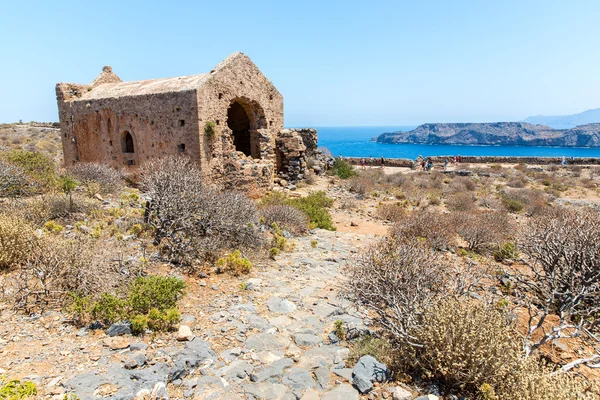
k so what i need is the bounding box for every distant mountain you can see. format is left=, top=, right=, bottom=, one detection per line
left=523, top=108, right=600, bottom=129
left=376, top=122, right=600, bottom=147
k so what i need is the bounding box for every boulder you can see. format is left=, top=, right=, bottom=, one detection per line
left=106, top=322, right=131, bottom=337
left=351, top=355, right=390, bottom=394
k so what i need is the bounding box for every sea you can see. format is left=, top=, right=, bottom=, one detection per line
left=311, top=126, right=600, bottom=159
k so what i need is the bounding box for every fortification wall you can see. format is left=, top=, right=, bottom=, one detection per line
left=344, top=156, right=600, bottom=167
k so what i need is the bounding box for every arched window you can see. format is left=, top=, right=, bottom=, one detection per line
left=122, top=131, right=134, bottom=153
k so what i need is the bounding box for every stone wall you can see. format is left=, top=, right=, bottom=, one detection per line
left=344, top=156, right=600, bottom=167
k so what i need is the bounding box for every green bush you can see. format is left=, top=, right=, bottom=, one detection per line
left=260, top=191, right=335, bottom=231
left=68, top=276, right=185, bottom=334
left=4, top=149, right=56, bottom=187
left=287, top=191, right=335, bottom=230
left=216, top=250, right=252, bottom=276
left=0, top=377, right=37, bottom=399
left=331, top=158, right=356, bottom=179
left=127, top=276, right=186, bottom=315
left=493, top=242, right=519, bottom=262
left=502, top=197, right=524, bottom=212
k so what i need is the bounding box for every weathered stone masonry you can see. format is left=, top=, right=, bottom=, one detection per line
left=56, top=52, right=313, bottom=195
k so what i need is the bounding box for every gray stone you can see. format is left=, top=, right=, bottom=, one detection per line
left=250, top=358, right=294, bottom=382
left=130, top=342, right=149, bottom=351
left=246, top=332, right=290, bottom=351
left=322, top=384, right=359, bottom=400
left=245, top=314, right=272, bottom=331
left=124, top=352, right=147, bottom=369
left=267, top=297, right=297, bottom=313
left=331, top=368, right=353, bottom=381
left=181, top=314, right=196, bottom=324
left=282, top=368, right=317, bottom=397
left=243, top=382, right=289, bottom=399
left=297, top=345, right=342, bottom=369
left=293, top=333, right=323, bottom=347
left=219, top=360, right=254, bottom=380
left=314, top=366, right=330, bottom=390
left=106, top=322, right=131, bottom=337
left=351, top=355, right=390, bottom=394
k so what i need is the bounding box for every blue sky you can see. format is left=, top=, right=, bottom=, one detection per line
left=1, top=0, right=599, bottom=126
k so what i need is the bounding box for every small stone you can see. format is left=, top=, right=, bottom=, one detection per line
left=105, top=337, right=130, bottom=350
left=151, top=382, right=168, bottom=399
left=388, top=386, right=412, bottom=400
left=106, top=322, right=131, bottom=337
left=177, top=325, right=195, bottom=341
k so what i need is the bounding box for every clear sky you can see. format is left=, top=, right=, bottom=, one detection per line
left=1, top=0, right=599, bottom=126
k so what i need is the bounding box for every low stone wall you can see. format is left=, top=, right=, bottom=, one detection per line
left=344, top=156, right=600, bottom=166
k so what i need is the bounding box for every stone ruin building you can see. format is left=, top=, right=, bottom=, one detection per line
left=56, top=52, right=322, bottom=195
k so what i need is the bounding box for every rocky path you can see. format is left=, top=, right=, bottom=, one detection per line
left=60, top=229, right=377, bottom=399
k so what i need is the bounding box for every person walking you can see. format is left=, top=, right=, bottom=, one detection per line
left=380, top=156, right=385, bottom=168
left=444, top=158, right=449, bottom=170
left=369, top=155, right=374, bottom=168
left=361, top=158, right=366, bottom=169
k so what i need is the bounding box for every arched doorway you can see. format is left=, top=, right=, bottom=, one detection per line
left=226, top=99, right=266, bottom=159
left=227, top=102, right=252, bottom=157
left=122, top=131, right=135, bottom=153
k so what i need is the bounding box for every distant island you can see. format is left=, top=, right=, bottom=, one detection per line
left=523, top=108, right=600, bottom=129
left=376, top=122, right=600, bottom=147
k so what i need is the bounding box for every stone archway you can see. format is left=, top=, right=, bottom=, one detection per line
left=227, top=102, right=252, bottom=157
left=226, top=98, right=266, bottom=159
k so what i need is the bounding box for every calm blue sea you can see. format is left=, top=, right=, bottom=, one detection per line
left=310, top=126, right=600, bottom=159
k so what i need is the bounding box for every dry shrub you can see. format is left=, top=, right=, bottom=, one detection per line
left=68, top=162, right=123, bottom=195
left=448, top=176, right=477, bottom=193
left=507, top=176, right=526, bottom=188
left=343, top=237, right=485, bottom=348
left=384, top=172, right=407, bottom=187
left=348, top=176, right=375, bottom=196
left=411, top=299, right=519, bottom=394
left=502, top=188, right=547, bottom=215
left=517, top=207, right=600, bottom=356
left=0, top=159, right=33, bottom=197
left=391, top=210, right=455, bottom=250
left=478, top=194, right=502, bottom=210
left=261, top=204, right=308, bottom=234
left=5, top=193, right=99, bottom=225
left=140, top=156, right=262, bottom=266
left=339, top=198, right=358, bottom=209
left=446, top=192, right=476, bottom=211
left=4, top=235, right=142, bottom=313
left=452, top=211, right=512, bottom=253
left=0, top=213, right=33, bottom=270
left=376, top=203, right=406, bottom=222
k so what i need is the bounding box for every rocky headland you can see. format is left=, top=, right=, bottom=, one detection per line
left=376, top=122, right=600, bottom=147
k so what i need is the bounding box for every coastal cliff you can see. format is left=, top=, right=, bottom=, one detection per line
left=376, top=122, right=600, bottom=147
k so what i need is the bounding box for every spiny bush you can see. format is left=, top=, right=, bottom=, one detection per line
left=452, top=211, right=512, bottom=253
left=141, top=157, right=262, bottom=266
left=376, top=203, right=406, bottom=222
left=216, top=250, right=252, bottom=276
left=7, top=236, right=143, bottom=313
left=517, top=207, right=600, bottom=356
left=343, top=237, right=484, bottom=347
left=0, top=213, right=33, bottom=270
left=0, top=159, right=32, bottom=197
left=260, top=205, right=308, bottom=234
left=68, top=162, right=123, bottom=196
left=390, top=210, right=455, bottom=251
left=410, top=299, right=519, bottom=394
left=331, top=158, right=356, bottom=179
left=446, top=192, right=477, bottom=211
